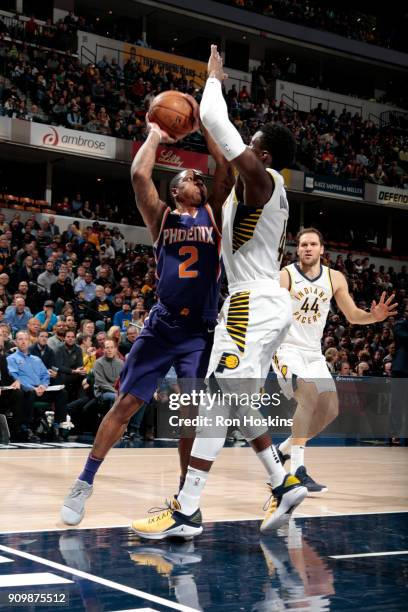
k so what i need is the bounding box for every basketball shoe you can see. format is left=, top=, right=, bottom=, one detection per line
left=261, top=474, right=307, bottom=532
left=131, top=498, right=203, bottom=540
left=61, top=479, right=93, bottom=525
left=294, top=466, right=328, bottom=493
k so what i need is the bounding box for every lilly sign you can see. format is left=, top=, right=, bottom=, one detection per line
left=31, top=123, right=116, bottom=159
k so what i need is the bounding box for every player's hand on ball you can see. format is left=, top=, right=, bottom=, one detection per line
left=145, top=114, right=178, bottom=144
left=207, top=44, right=228, bottom=81
left=370, top=292, right=398, bottom=321
left=182, top=94, right=200, bottom=132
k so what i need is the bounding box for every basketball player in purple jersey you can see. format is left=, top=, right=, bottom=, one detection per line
left=61, top=101, right=234, bottom=526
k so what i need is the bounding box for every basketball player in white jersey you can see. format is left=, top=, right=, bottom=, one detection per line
left=273, top=228, right=397, bottom=491
left=131, top=45, right=307, bottom=540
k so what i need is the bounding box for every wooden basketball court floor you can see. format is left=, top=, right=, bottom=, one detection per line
left=0, top=445, right=407, bottom=611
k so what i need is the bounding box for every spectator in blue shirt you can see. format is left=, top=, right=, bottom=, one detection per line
left=35, top=300, right=58, bottom=332
left=74, top=271, right=97, bottom=302
left=4, top=297, right=32, bottom=334
left=113, top=302, right=132, bottom=331
left=7, top=330, right=69, bottom=438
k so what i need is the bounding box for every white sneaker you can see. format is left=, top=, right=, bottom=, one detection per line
left=61, top=479, right=93, bottom=525
left=260, top=475, right=307, bottom=533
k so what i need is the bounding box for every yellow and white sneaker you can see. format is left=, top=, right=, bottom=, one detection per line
left=260, top=474, right=307, bottom=533
left=131, top=498, right=203, bottom=541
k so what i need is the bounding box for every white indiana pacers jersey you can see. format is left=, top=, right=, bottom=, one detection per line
left=222, top=168, right=289, bottom=287
left=282, top=262, right=333, bottom=352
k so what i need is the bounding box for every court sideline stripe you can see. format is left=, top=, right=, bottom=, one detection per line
left=1, top=510, right=407, bottom=535
left=0, top=544, right=199, bottom=612
left=330, top=550, right=408, bottom=559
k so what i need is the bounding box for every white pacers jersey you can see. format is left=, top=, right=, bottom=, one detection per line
left=222, top=168, right=288, bottom=287
left=282, top=262, right=333, bottom=352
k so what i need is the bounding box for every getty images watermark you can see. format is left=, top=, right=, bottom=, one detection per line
left=167, top=389, right=293, bottom=429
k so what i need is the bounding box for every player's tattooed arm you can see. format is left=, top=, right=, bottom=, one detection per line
left=203, top=126, right=234, bottom=231
left=131, top=119, right=175, bottom=243
left=332, top=270, right=398, bottom=324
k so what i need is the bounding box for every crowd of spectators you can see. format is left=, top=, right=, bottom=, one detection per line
left=0, top=210, right=405, bottom=445
left=0, top=11, right=78, bottom=53
left=220, top=0, right=406, bottom=53
left=1, top=30, right=407, bottom=188
left=226, top=95, right=408, bottom=187
left=0, top=30, right=203, bottom=149
left=0, top=211, right=158, bottom=443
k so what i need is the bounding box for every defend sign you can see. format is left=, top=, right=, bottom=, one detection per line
left=376, top=186, right=408, bottom=207
left=31, top=123, right=116, bottom=159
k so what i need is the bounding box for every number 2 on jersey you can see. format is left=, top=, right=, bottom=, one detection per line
left=178, top=246, right=198, bottom=278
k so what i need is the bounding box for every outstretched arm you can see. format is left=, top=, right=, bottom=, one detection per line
left=131, top=120, right=175, bottom=243
left=332, top=270, right=398, bottom=324
left=202, top=126, right=234, bottom=231
left=200, top=45, right=273, bottom=208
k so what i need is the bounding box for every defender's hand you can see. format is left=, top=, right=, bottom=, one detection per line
left=370, top=292, right=398, bottom=321
left=207, top=44, right=228, bottom=81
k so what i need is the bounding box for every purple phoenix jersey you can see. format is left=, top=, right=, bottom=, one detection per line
left=154, top=203, right=221, bottom=321
left=120, top=203, right=221, bottom=403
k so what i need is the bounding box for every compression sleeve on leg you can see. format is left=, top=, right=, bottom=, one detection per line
left=200, top=77, right=247, bottom=162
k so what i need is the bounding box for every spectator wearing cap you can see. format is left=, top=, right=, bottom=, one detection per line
left=4, top=297, right=32, bottom=334
left=35, top=300, right=58, bottom=332
left=37, top=261, right=57, bottom=293
left=113, top=301, right=132, bottom=331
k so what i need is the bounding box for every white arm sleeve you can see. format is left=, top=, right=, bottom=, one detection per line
left=200, top=77, right=247, bottom=162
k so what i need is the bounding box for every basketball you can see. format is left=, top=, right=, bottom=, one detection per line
left=147, top=91, right=197, bottom=139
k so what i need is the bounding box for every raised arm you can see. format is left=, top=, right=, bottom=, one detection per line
left=131, top=121, right=175, bottom=243
left=200, top=45, right=273, bottom=208
left=202, top=126, right=234, bottom=230
left=332, top=269, right=398, bottom=325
